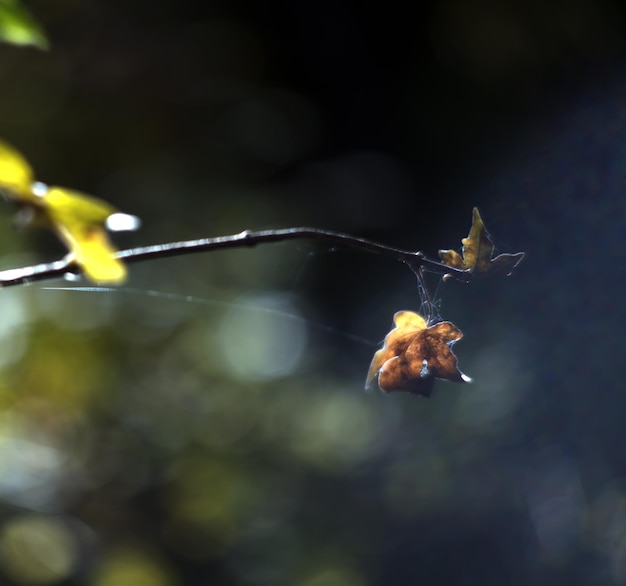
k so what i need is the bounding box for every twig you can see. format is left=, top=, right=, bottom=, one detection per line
left=0, top=227, right=471, bottom=287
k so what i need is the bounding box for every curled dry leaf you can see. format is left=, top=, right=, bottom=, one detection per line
left=366, top=311, right=471, bottom=398
left=0, top=139, right=140, bottom=284
left=438, top=207, right=524, bottom=276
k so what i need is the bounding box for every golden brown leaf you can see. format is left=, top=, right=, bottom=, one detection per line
left=366, top=310, right=470, bottom=397
left=438, top=207, right=524, bottom=276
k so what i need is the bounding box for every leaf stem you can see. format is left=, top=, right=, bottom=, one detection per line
left=0, top=226, right=471, bottom=287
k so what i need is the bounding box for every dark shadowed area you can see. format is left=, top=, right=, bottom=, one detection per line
left=0, top=1, right=625, bottom=584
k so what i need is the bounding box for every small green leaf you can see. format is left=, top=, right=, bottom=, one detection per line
left=0, top=0, right=48, bottom=50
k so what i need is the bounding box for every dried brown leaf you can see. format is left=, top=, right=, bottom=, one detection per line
left=439, top=207, right=524, bottom=276
left=366, top=311, right=470, bottom=398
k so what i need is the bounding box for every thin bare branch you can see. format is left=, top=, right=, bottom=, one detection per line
left=0, top=227, right=471, bottom=287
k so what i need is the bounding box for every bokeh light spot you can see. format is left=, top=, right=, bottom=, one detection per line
left=0, top=514, right=78, bottom=585
left=298, top=566, right=365, bottom=586
left=91, top=549, right=176, bottom=586
left=268, top=389, right=387, bottom=471
left=454, top=338, right=529, bottom=432
left=216, top=292, right=308, bottom=382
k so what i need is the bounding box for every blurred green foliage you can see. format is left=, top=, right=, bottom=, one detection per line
left=0, top=0, right=47, bottom=49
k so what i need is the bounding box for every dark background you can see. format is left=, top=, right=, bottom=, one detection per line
left=0, top=1, right=625, bottom=584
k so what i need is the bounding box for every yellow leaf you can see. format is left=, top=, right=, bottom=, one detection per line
left=0, top=139, right=140, bottom=284
left=0, top=139, right=37, bottom=202
left=44, top=186, right=116, bottom=226
left=45, top=187, right=127, bottom=284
